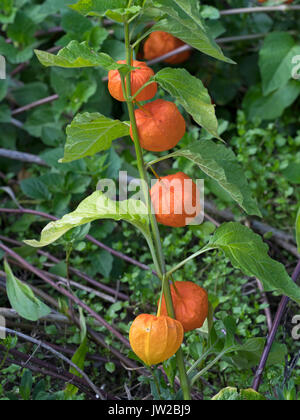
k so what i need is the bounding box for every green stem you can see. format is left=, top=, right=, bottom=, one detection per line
left=131, top=78, right=155, bottom=101
left=150, top=367, right=162, bottom=400
left=123, top=21, right=191, bottom=401
left=157, top=275, right=166, bottom=317
left=146, top=153, right=177, bottom=169
left=167, top=247, right=214, bottom=278
left=0, top=346, right=9, bottom=371
left=187, top=344, right=218, bottom=376
left=190, top=347, right=236, bottom=386
left=124, top=23, right=164, bottom=276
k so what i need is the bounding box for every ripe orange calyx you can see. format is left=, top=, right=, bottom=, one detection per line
left=130, top=99, right=186, bottom=152
left=129, top=314, right=183, bottom=365
left=108, top=60, right=157, bottom=102
left=144, top=31, right=191, bottom=65
left=159, top=282, right=209, bottom=332
left=150, top=172, right=201, bottom=228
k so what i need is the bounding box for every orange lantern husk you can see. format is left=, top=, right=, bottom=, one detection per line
left=144, top=31, right=191, bottom=64
left=108, top=60, right=157, bottom=102
left=130, top=99, right=186, bottom=152
left=150, top=172, right=202, bottom=227
left=159, top=281, right=209, bottom=332
left=129, top=314, right=184, bottom=365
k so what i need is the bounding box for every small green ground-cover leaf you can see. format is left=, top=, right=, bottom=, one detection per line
left=4, top=260, right=51, bottom=322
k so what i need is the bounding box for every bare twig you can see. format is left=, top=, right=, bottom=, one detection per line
left=0, top=308, right=70, bottom=324
left=0, top=326, right=104, bottom=399
left=1, top=354, right=95, bottom=398
left=220, top=5, right=300, bottom=15
left=256, top=278, right=273, bottom=334
left=11, top=95, right=59, bottom=116
left=26, top=264, right=122, bottom=304
left=35, top=27, right=63, bottom=37
left=0, top=242, right=130, bottom=348
left=217, top=33, right=268, bottom=44
left=10, top=63, right=29, bottom=77
left=0, top=235, right=129, bottom=300
left=42, top=341, right=121, bottom=366
left=0, top=208, right=154, bottom=276
left=145, top=33, right=269, bottom=66
left=0, top=273, right=137, bottom=370
left=10, top=118, right=24, bottom=129
left=0, top=149, right=49, bottom=167
left=252, top=260, right=300, bottom=391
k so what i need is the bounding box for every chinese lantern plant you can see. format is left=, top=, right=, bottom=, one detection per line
left=28, top=0, right=300, bottom=401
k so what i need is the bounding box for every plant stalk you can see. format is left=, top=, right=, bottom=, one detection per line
left=123, top=21, right=191, bottom=400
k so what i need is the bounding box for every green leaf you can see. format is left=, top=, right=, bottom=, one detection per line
left=7, top=11, right=37, bottom=46
left=61, top=113, right=130, bottom=163
left=282, top=162, right=300, bottom=184
left=12, top=82, right=49, bottom=107
left=243, top=81, right=300, bottom=121
left=105, top=6, right=142, bottom=23
left=25, top=191, right=151, bottom=248
left=0, top=105, right=11, bottom=123
left=206, top=222, right=300, bottom=306
left=0, top=0, right=17, bottom=24
left=296, top=207, right=300, bottom=253
left=90, top=250, right=113, bottom=278
left=259, top=32, right=300, bottom=96
left=165, top=140, right=261, bottom=216
left=61, top=9, right=93, bottom=34
left=149, top=0, right=234, bottom=64
left=35, top=40, right=134, bottom=73
left=32, top=380, right=46, bottom=401
left=0, top=79, right=8, bottom=102
left=65, top=309, right=88, bottom=397
left=105, top=362, right=116, bottom=373
left=71, top=1, right=143, bottom=22
left=231, top=338, right=287, bottom=370
left=20, top=370, right=33, bottom=401
left=20, top=178, right=51, bottom=201
left=0, top=36, right=33, bottom=64
left=200, top=5, right=220, bottom=20
left=70, top=0, right=127, bottom=16
left=212, top=387, right=266, bottom=401
left=154, top=68, right=220, bottom=140
left=37, top=0, right=78, bottom=19
left=4, top=260, right=51, bottom=322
